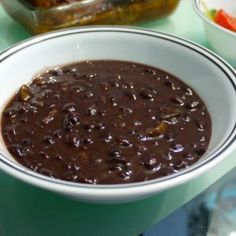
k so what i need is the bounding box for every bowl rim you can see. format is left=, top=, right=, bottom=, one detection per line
left=192, top=0, right=236, bottom=37
left=0, top=26, right=236, bottom=199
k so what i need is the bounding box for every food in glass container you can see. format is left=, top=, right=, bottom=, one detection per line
left=1, top=0, right=180, bottom=34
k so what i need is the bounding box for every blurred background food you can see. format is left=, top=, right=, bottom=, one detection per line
left=1, top=0, right=180, bottom=34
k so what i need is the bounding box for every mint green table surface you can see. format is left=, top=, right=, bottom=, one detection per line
left=0, top=1, right=235, bottom=236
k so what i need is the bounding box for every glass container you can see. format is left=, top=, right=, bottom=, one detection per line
left=1, top=0, right=180, bottom=34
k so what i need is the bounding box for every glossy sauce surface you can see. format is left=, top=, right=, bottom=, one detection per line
left=1, top=60, right=211, bottom=184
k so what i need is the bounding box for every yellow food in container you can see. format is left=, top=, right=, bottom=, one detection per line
left=2, top=0, right=180, bottom=34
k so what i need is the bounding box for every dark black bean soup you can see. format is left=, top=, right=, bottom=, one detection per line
left=1, top=60, right=211, bottom=184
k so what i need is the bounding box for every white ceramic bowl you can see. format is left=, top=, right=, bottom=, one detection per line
left=193, top=0, right=236, bottom=67
left=0, top=26, right=236, bottom=204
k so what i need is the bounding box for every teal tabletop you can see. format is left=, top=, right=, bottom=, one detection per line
left=0, top=1, right=235, bottom=236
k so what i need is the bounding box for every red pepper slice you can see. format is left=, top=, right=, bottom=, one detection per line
left=215, top=9, right=236, bottom=32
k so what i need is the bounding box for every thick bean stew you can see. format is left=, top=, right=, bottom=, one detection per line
left=1, top=60, right=211, bottom=184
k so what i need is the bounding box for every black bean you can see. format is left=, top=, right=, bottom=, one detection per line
left=124, top=91, right=137, bottom=100
left=85, top=91, right=94, bottom=98
left=110, top=80, right=120, bottom=88
left=26, top=129, right=34, bottom=135
left=83, top=123, right=95, bottom=131
left=110, top=148, right=121, bottom=158
left=65, top=134, right=80, bottom=148
left=31, top=100, right=44, bottom=108
left=103, top=133, right=112, bottom=143
left=62, top=103, right=76, bottom=113
left=42, top=89, right=52, bottom=98
left=70, top=72, right=79, bottom=78
left=42, top=135, right=55, bottom=145
left=55, top=154, right=63, bottom=161
left=70, top=85, right=85, bottom=93
left=87, top=106, right=97, bottom=116
left=53, top=94, right=61, bottom=100
left=63, top=171, right=79, bottom=182
left=82, top=137, right=93, bottom=145
left=9, top=144, right=24, bottom=158
left=170, top=144, right=184, bottom=153
left=173, top=160, right=188, bottom=170
left=108, top=163, right=123, bottom=172
left=94, top=158, right=103, bottom=164
left=108, top=95, right=118, bottom=107
left=22, top=138, right=32, bottom=147
left=5, top=126, right=16, bottom=137
left=144, top=68, right=156, bottom=75
left=64, top=162, right=73, bottom=170
left=118, top=167, right=132, bottom=180
left=122, top=107, right=133, bottom=114
left=200, top=136, right=206, bottom=142
left=89, top=73, right=97, bottom=79
left=48, top=104, right=56, bottom=111
left=186, top=101, right=200, bottom=110
left=18, top=103, right=30, bottom=113
left=134, top=121, right=142, bottom=126
left=79, top=177, right=97, bottom=184
left=183, top=87, right=193, bottom=96
left=121, top=83, right=129, bottom=89
left=98, top=109, right=106, bottom=116
left=110, top=157, right=127, bottom=165
left=4, top=109, right=16, bottom=118
left=119, top=139, right=132, bottom=147
left=162, top=152, right=173, bottom=161
left=149, top=87, right=158, bottom=94
left=183, top=114, right=191, bottom=122
left=53, top=129, right=62, bottom=139
left=139, top=88, right=153, bottom=99
left=95, top=122, right=106, bottom=130
left=63, top=112, right=80, bottom=131
left=28, top=162, right=42, bottom=172
left=164, top=80, right=174, bottom=88
left=141, top=155, right=160, bottom=170
left=49, top=68, right=63, bottom=76
left=164, top=133, right=174, bottom=142
left=136, top=134, right=145, bottom=142
left=62, top=68, right=71, bottom=75
left=183, top=152, right=195, bottom=161
left=108, top=148, right=126, bottom=164
left=100, top=82, right=109, bottom=90
left=171, top=97, right=185, bottom=106
left=195, top=147, right=206, bottom=156
left=158, top=166, right=175, bottom=176
left=39, top=151, right=50, bottom=159
left=195, top=119, right=205, bottom=131
left=39, top=168, right=53, bottom=177
left=20, top=118, right=28, bottom=123
left=129, top=129, right=136, bottom=135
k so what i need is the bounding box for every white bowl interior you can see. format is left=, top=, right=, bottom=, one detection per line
left=0, top=29, right=235, bottom=168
